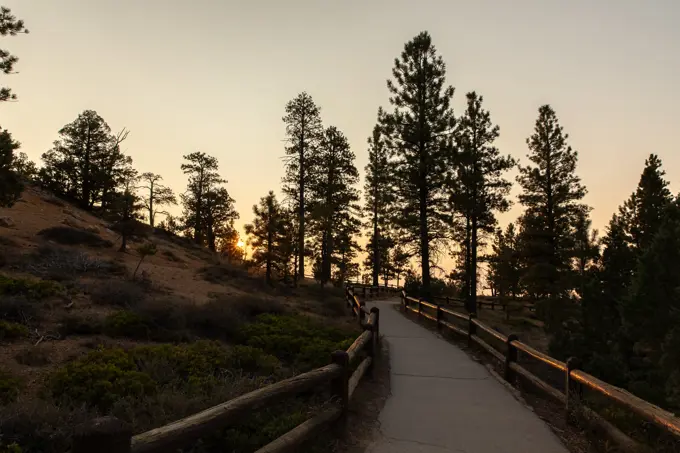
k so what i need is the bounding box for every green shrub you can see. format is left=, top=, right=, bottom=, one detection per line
left=0, top=320, right=28, bottom=340
left=49, top=341, right=280, bottom=412
left=104, top=311, right=149, bottom=339
left=0, top=371, right=22, bottom=404
left=239, top=314, right=355, bottom=370
left=0, top=275, right=62, bottom=300
left=50, top=347, right=156, bottom=411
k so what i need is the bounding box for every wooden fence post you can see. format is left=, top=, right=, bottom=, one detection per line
left=566, top=357, right=582, bottom=424
left=418, top=298, right=422, bottom=319
left=468, top=313, right=477, bottom=347
left=445, top=295, right=449, bottom=306
left=73, top=417, right=132, bottom=453
left=436, top=304, right=442, bottom=332
left=401, top=291, right=405, bottom=311
left=359, top=301, right=366, bottom=326
left=504, top=334, right=518, bottom=383
left=331, top=350, right=350, bottom=428
left=371, top=307, right=380, bottom=347
left=362, top=287, right=367, bottom=299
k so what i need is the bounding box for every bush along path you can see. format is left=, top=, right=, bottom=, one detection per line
left=365, top=298, right=569, bottom=453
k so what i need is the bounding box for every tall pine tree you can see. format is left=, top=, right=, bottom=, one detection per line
left=245, top=191, right=288, bottom=284
left=451, top=92, right=515, bottom=312
left=516, top=105, right=587, bottom=304
left=381, top=31, right=456, bottom=300
left=282, top=92, right=323, bottom=281
left=1, top=6, right=28, bottom=102
left=40, top=110, right=132, bottom=211
left=364, top=114, right=395, bottom=286
left=308, top=126, right=359, bottom=285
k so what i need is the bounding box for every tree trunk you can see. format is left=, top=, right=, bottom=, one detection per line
left=372, top=195, right=380, bottom=287
left=419, top=185, right=431, bottom=301
left=266, top=203, right=273, bottom=285
left=464, top=216, right=472, bottom=312
left=298, top=129, right=306, bottom=279
left=471, top=215, right=478, bottom=315
left=149, top=182, right=155, bottom=229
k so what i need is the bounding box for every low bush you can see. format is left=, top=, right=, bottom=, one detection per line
left=0, top=296, right=37, bottom=324
left=0, top=371, right=22, bottom=404
left=0, top=400, right=94, bottom=453
left=0, top=320, right=28, bottom=340
left=37, top=227, right=113, bottom=248
left=88, top=280, right=146, bottom=308
left=184, top=299, right=245, bottom=341
left=58, top=314, right=103, bottom=336
left=103, top=311, right=150, bottom=339
left=49, top=341, right=280, bottom=412
left=0, top=274, right=62, bottom=300
left=239, top=314, right=355, bottom=370
left=199, top=263, right=251, bottom=284
left=50, top=347, right=156, bottom=411
left=14, top=346, right=52, bottom=366
left=161, top=249, right=183, bottom=263
left=30, top=244, right=128, bottom=278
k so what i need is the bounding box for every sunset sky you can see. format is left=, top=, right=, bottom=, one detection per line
left=2, top=0, right=679, bottom=277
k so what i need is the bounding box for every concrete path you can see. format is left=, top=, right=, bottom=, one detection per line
left=365, top=299, right=569, bottom=453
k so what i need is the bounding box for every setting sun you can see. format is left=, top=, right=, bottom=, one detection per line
left=237, top=240, right=245, bottom=249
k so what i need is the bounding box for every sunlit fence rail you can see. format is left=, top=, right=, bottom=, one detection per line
left=401, top=291, right=680, bottom=453
left=70, top=287, right=395, bottom=453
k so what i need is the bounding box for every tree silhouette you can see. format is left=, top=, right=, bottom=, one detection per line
left=245, top=191, right=289, bottom=284
left=364, top=115, right=395, bottom=286
left=139, top=172, right=177, bottom=228
left=282, top=92, right=323, bottom=282
left=180, top=151, right=224, bottom=246
left=380, top=31, right=456, bottom=301
left=307, top=126, right=359, bottom=285
left=0, top=127, right=22, bottom=207
left=39, top=111, right=132, bottom=211
left=109, top=168, right=143, bottom=252
left=451, top=92, right=515, bottom=312
left=516, top=105, right=587, bottom=302
left=1, top=6, right=28, bottom=103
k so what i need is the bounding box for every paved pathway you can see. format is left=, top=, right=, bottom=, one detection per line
left=365, top=299, right=569, bottom=453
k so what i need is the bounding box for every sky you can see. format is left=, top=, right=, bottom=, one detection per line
left=2, top=0, right=679, bottom=278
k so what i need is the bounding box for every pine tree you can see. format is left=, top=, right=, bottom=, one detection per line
left=451, top=92, right=515, bottom=312
left=109, top=168, right=143, bottom=252
left=572, top=209, right=599, bottom=297
left=39, top=111, right=132, bottom=211
left=622, top=197, right=680, bottom=405
left=390, top=245, right=410, bottom=288
left=139, top=172, right=177, bottom=228
left=180, top=151, right=224, bottom=245
left=333, top=211, right=362, bottom=284
left=1, top=6, right=28, bottom=102
left=381, top=31, right=456, bottom=301
left=0, top=127, right=22, bottom=207
left=203, top=187, right=238, bottom=252
left=364, top=115, right=395, bottom=286
left=245, top=191, right=288, bottom=284
left=308, top=126, right=359, bottom=285
left=627, top=154, right=673, bottom=252
left=11, top=152, right=37, bottom=181
left=516, top=105, right=587, bottom=303
left=282, top=92, right=323, bottom=282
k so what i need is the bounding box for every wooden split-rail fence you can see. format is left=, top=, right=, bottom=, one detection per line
left=71, top=286, right=399, bottom=453
left=401, top=291, right=680, bottom=452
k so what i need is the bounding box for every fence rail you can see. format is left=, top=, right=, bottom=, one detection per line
left=71, top=286, right=398, bottom=453
left=401, top=291, right=680, bottom=453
